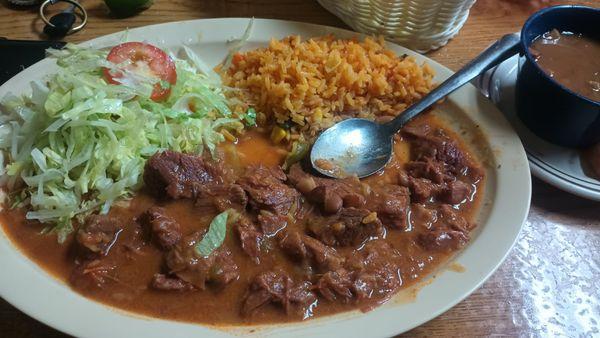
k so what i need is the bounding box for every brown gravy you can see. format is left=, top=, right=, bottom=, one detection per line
left=0, top=114, right=485, bottom=325
left=529, top=29, right=600, bottom=102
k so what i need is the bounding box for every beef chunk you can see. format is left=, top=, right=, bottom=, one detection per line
left=368, top=185, right=410, bottom=229
left=308, top=208, right=385, bottom=247
left=257, top=211, right=288, bottom=236
left=405, top=158, right=451, bottom=184
left=288, top=164, right=365, bottom=210
left=238, top=165, right=299, bottom=215
left=439, top=204, right=473, bottom=232
left=235, top=218, right=263, bottom=264
left=348, top=243, right=402, bottom=304
left=165, top=232, right=239, bottom=289
left=70, top=259, right=115, bottom=289
left=216, top=184, right=248, bottom=211
left=402, top=124, right=467, bottom=173
left=408, top=177, right=440, bottom=202
left=402, top=124, right=487, bottom=188
left=139, top=207, right=182, bottom=250
left=409, top=204, right=437, bottom=230
left=151, top=274, right=195, bottom=291
left=404, top=173, right=471, bottom=205
left=316, top=269, right=354, bottom=301
left=144, top=150, right=224, bottom=199
left=76, top=215, right=123, bottom=256
left=241, top=270, right=317, bottom=316
left=122, top=223, right=146, bottom=256
left=417, top=229, right=468, bottom=252
left=402, top=124, right=435, bottom=144
left=417, top=205, right=472, bottom=251
left=397, top=170, right=410, bottom=187
left=342, top=192, right=366, bottom=208
left=280, top=232, right=344, bottom=271
left=279, top=232, right=307, bottom=259
left=196, top=183, right=248, bottom=213
left=439, top=180, right=471, bottom=205
left=308, top=185, right=343, bottom=214
left=317, top=241, right=402, bottom=305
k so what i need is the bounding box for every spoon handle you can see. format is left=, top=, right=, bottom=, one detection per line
left=382, top=33, right=521, bottom=135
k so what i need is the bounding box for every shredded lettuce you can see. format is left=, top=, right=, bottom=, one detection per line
left=244, top=107, right=257, bottom=127
left=283, top=138, right=309, bottom=170
left=0, top=42, right=252, bottom=242
left=223, top=18, right=254, bottom=70
left=195, top=210, right=229, bottom=257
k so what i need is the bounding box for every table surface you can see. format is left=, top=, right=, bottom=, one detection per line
left=0, top=0, right=598, bottom=337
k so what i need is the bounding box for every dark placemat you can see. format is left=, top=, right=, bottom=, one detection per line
left=0, top=39, right=65, bottom=85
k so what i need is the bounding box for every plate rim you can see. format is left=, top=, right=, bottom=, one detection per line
left=0, top=17, right=532, bottom=338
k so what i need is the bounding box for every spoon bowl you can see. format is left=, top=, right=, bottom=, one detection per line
left=310, top=118, right=393, bottom=178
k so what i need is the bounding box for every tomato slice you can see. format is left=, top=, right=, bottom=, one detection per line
left=103, top=42, right=177, bottom=102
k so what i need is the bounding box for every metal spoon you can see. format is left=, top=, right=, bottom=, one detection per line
left=310, top=33, right=521, bottom=178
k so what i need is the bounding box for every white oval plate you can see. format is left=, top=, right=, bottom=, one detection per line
left=0, top=18, right=531, bottom=338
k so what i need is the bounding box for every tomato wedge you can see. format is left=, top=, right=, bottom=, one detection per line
left=103, top=42, right=177, bottom=102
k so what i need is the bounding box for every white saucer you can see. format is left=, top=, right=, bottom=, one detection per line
left=475, top=55, right=600, bottom=201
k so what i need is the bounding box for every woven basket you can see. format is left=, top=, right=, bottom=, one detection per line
left=317, top=0, right=477, bottom=53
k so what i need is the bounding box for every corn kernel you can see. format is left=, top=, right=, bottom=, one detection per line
left=221, top=129, right=237, bottom=142
left=270, top=126, right=287, bottom=144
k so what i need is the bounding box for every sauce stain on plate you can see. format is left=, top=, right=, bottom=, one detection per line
left=448, top=262, right=466, bottom=273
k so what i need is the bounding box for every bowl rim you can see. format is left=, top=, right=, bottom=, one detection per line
left=520, top=4, right=600, bottom=106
